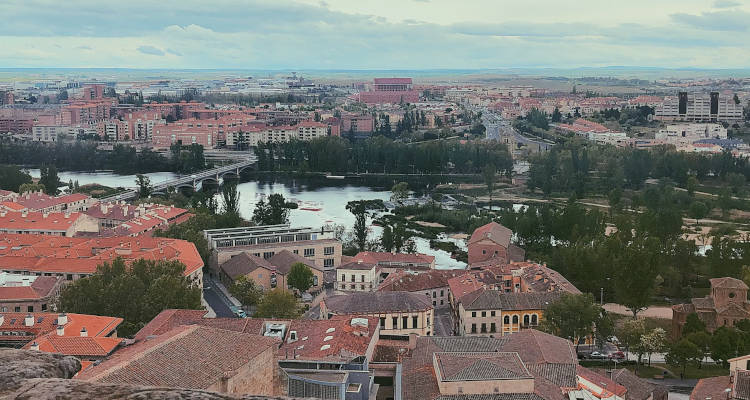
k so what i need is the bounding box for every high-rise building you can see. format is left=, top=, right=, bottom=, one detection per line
left=656, top=92, right=743, bottom=123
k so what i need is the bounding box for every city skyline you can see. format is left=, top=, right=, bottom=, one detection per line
left=1, top=0, right=749, bottom=70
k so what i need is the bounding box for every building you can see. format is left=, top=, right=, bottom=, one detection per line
left=0, top=234, right=204, bottom=287
left=672, top=277, right=750, bottom=339
left=219, top=250, right=323, bottom=293
left=4, top=191, right=97, bottom=213
left=378, top=269, right=467, bottom=308
left=655, top=92, right=743, bottom=123
left=335, top=261, right=378, bottom=292
left=76, top=325, right=279, bottom=396
left=690, top=354, right=750, bottom=400
left=656, top=123, right=728, bottom=146
left=320, top=291, right=434, bottom=337
left=0, top=312, right=122, bottom=349
left=350, top=251, right=436, bottom=283
left=0, top=210, right=99, bottom=236
left=455, top=289, right=561, bottom=336
left=467, top=222, right=526, bottom=265
left=0, top=273, right=62, bottom=313
left=400, top=330, right=580, bottom=400
left=356, top=78, right=420, bottom=104
left=340, top=113, right=374, bottom=134
left=205, top=225, right=342, bottom=275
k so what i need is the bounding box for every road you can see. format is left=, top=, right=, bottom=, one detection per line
left=433, top=308, right=453, bottom=336
left=203, top=277, right=236, bottom=318
left=513, top=130, right=554, bottom=152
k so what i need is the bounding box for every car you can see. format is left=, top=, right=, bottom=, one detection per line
left=609, top=351, right=625, bottom=360
left=589, top=351, right=607, bottom=359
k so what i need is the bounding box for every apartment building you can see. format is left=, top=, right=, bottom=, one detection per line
left=0, top=273, right=62, bottom=313
left=0, top=211, right=99, bottom=236
left=656, top=123, right=728, bottom=146
left=655, top=92, right=743, bottom=123
left=205, top=225, right=342, bottom=276
left=335, top=261, right=378, bottom=292
left=377, top=269, right=467, bottom=309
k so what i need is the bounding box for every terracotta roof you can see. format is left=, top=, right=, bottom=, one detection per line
left=0, top=275, right=59, bottom=301
left=461, top=289, right=561, bottom=311
left=220, top=252, right=274, bottom=279
left=270, top=249, right=321, bottom=274
left=0, top=312, right=122, bottom=346
left=500, top=330, right=577, bottom=365
left=279, top=316, right=378, bottom=362
left=435, top=352, right=532, bottom=381
left=336, top=261, right=377, bottom=271
left=323, top=291, right=433, bottom=314
left=374, top=78, right=413, bottom=84
left=468, top=222, right=512, bottom=247
left=33, top=336, right=122, bottom=357
left=378, top=270, right=465, bottom=292
left=351, top=251, right=435, bottom=266
left=691, top=376, right=731, bottom=400
left=609, top=368, right=668, bottom=400
left=76, top=325, right=279, bottom=389
left=0, top=211, right=85, bottom=233
left=711, top=277, right=749, bottom=290
left=577, top=366, right=627, bottom=397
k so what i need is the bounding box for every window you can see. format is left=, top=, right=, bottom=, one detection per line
left=41, top=304, right=47, bottom=311
left=313, top=276, right=319, bottom=286
left=440, top=300, right=444, bottom=305
left=490, top=323, right=496, bottom=332
left=531, top=314, right=538, bottom=325
left=361, top=284, right=365, bottom=290
left=491, top=311, right=496, bottom=317
left=293, top=250, right=298, bottom=254
left=66, top=274, right=73, bottom=281
left=433, top=301, right=436, bottom=306
left=14, top=306, right=20, bottom=312
left=441, top=290, right=444, bottom=296
left=481, top=311, right=486, bottom=317
left=392, top=317, right=398, bottom=328
left=403, top=316, right=408, bottom=329
left=341, top=275, right=346, bottom=282
left=482, top=250, right=486, bottom=254
left=324, top=246, right=334, bottom=255
left=380, top=317, right=385, bottom=328
left=304, top=248, right=315, bottom=257
left=351, top=274, right=356, bottom=282
left=263, top=251, right=274, bottom=259
left=27, top=306, right=33, bottom=312
left=512, top=315, right=519, bottom=324
left=360, top=275, right=365, bottom=282
left=413, top=316, right=418, bottom=328
left=524, top=315, right=530, bottom=325
left=433, top=292, right=436, bottom=298
left=481, top=323, right=487, bottom=333
left=471, top=312, right=477, bottom=318
left=471, top=324, right=477, bottom=333
left=427, top=317, right=430, bottom=326
left=324, top=258, right=334, bottom=268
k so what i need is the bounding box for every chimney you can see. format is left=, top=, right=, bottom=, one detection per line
left=100, top=203, right=107, bottom=214
left=56, top=325, right=65, bottom=336
left=30, top=342, right=39, bottom=351
left=80, top=327, right=88, bottom=337
left=42, top=212, right=48, bottom=219
left=24, top=314, right=34, bottom=327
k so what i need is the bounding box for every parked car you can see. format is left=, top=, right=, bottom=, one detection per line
left=589, top=351, right=607, bottom=359
left=609, top=351, right=625, bottom=360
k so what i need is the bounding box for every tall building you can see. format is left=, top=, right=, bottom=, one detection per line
left=355, top=78, right=420, bottom=104
left=655, top=92, right=743, bottom=123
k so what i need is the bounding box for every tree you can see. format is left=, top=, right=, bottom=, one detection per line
left=689, top=201, right=709, bottom=226
left=618, top=318, right=646, bottom=361
left=39, top=165, right=60, bottom=195
left=229, top=276, right=263, bottom=309
left=711, top=326, right=743, bottom=367
left=666, top=339, right=702, bottom=379
left=57, top=258, right=202, bottom=337
left=612, top=236, right=661, bottom=318
left=686, top=176, right=698, bottom=197
left=221, top=182, right=241, bottom=225
left=254, top=288, right=301, bottom=318
left=381, top=225, right=394, bottom=252
left=347, top=201, right=368, bottom=252
left=683, top=313, right=707, bottom=336
left=267, top=193, right=290, bottom=225
left=135, top=174, right=153, bottom=198
left=0, top=165, right=32, bottom=192
left=551, top=107, right=562, bottom=123
left=686, top=331, right=712, bottom=365
left=540, top=293, right=602, bottom=349
left=641, top=328, right=668, bottom=366
left=287, top=263, right=314, bottom=293
left=391, top=182, right=409, bottom=203
left=483, top=164, right=497, bottom=208
left=252, top=198, right=271, bottom=225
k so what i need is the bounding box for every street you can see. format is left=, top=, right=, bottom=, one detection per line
left=433, top=307, right=453, bottom=336
left=203, top=277, right=236, bottom=318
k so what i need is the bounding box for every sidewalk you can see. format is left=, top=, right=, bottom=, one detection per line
left=207, top=276, right=242, bottom=308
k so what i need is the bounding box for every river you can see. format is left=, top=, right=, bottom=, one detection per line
left=27, top=169, right=467, bottom=269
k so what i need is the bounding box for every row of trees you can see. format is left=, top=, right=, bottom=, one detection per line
left=255, top=135, right=513, bottom=175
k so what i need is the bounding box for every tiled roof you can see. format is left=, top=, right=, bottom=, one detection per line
left=270, top=249, right=321, bottom=274
left=0, top=211, right=84, bottom=233
left=735, top=370, right=750, bottom=400
left=711, top=277, right=749, bottom=290
left=378, top=270, right=465, bottom=292
left=76, top=325, right=279, bottom=389
left=435, top=352, right=532, bottom=381
left=323, top=291, right=433, bottom=314
left=435, top=394, right=544, bottom=400
left=33, top=336, right=122, bottom=357
left=468, top=222, right=512, bottom=247
left=0, top=275, right=59, bottom=300
left=692, top=297, right=715, bottom=309
left=336, top=261, right=377, bottom=271
left=691, top=376, right=730, bottom=400
left=0, top=312, right=122, bottom=345
left=500, top=330, right=577, bottom=365
left=0, top=234, right=203, bottom=276
left=463, top=289, right=561, bottom=311
left=133, top=309, right=283, bottom=340
left=220, top=252, right=274, bottom=279
left=577, top=366, right=627, bottom=397
left=279, top=316, right=378, bottom=362
left=609, top=368, right=668, bottom=400
left=352, top=251, right=435, bottom=266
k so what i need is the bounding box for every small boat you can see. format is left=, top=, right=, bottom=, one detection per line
left=325, top=175, right=346, bottom=180
left=300, top=207, right=322, bottom=212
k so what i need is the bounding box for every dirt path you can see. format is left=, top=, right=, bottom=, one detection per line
left=603, top=303, right=673, bottom=319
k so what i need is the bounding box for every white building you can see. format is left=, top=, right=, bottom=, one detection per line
left=656, top=123, right=728, bottom=145
left=656, top=92, right=743, bottom=123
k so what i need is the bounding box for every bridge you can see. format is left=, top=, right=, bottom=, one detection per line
left=101, top=156, right=257, bottom=202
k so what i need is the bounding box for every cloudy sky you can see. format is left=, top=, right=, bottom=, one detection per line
left=1, top=0, right=748, bottom=69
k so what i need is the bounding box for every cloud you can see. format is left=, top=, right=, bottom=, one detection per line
left=137, top=45, right=165, bottom=56
left=76, top=45, right=92, bottom=50
left=671, top=10, right=750, bottom=31
left=166, top=48, right=182, bottom=56
left=713, top=0, right=741, bottom=8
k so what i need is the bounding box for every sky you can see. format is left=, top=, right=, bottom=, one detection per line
left=0, top=0, right=749, bottom=70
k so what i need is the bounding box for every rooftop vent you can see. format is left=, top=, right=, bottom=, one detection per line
left=323, top=335, right=334, bottom=342
left=320, top=344, right=331, bottom=351
left=325, top=327, right=335, bottom=334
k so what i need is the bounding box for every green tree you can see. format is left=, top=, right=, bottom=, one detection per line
left=391, top=182, right=409, bottom=203
left=252, top=198, right=271, bottom=225
left=135, top=174, right=153, bottom=198
left=711, top=326, right=743, bottom=367
left=39, top=165, right=60, bottom=195
left=540, top=293, right=603, bottom=349
left=618, top=318, right=646, bottom=360
left=19, top=182, right=45, bottom=194
left=0, top=165, right=32, bottom=192
left=689, top=201, right=709, bottom=226
left=483, top=164, right=497, bottom=208
left=682, top=313, right=707, bottom=336
left=229, top=275, right=264, bottom=309
left=254, top=288, right=301, bottom=318
left=612, top=236, right=661, bottom=318
left=381, top=225, right=394, bottom=252
left=666, top=339, right=702, bottom=378
left=287, top=263, right=314, bottom=293
left=641, top=328, right=668, bottom=366
left=551, top=107, right=562, bottom=123
left=267, top=193, right=290, bottom=225
left=347, top=201, right=368, bottom=252
left=686, top=176, right=698, bottom=197
left=221, top=182, right=241, bottom=225
left=686, top=331, right=712, bottom=366
left=57, top=258, right=202, bottom=337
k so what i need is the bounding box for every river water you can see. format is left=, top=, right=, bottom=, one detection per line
left=27, top=169, right=467, bottom=269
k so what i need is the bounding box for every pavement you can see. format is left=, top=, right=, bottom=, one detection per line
left=433, top=307, right=453, bottom=336
left=203, top=276, right=239, bottom=318
left=603, top=303, right=673, bottom=319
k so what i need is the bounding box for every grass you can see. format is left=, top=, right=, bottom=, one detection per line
left=625, top=363, right=728, bottom=380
